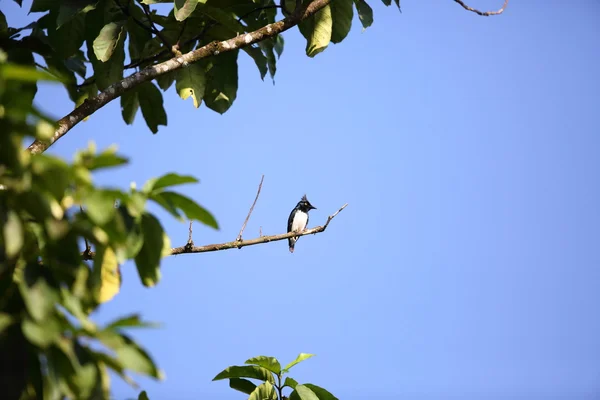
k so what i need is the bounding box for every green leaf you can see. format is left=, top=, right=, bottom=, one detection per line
left=87, top=21, right=125, bottom=90
left=93, top=22, right=125, bottom=62
left=106, top=314, right=158, bottom=330
left=174, top=0, right=199, bottom=21
left=137, top=81, right=167, bottom=133
left=205, top=51, right=238, bottom=114
left=127, top=5, right=152, bottom=62
left=331, top=0, right=353, bottom=43
left=21, top=316, right=62, bottom=348
left=274, top=35, right=285, bottom=58
left=283, top=353, right=315, bottom=372
left=96, top=330, right=162, bottom=378
left=229, top=378, right=256, bottom=395
left=4, top=211, right=24, bottom=258
left=290, top=385, right=319, bottom=400
left=30, top=0, right=59, bottom=12
left=134, top=213, right=165, bottom=287
left=19, top=263, right=60, bottom=322
left=147, top=173, right=199, bottom=193
left=212, top=365, right=275, bottom=383
left=242, top=46, right=268, bottom=80
left=245, top=356, right=281, bottom=375
left=353, top=0, right=373, bottom=30
left=0, top=313, right=14, bottom=333
left=84, top=151, right=129, bottom=170
left=150, top=191, right=218, bottom=229
left=299, top=4, right=332, bottom=57
left=84, top=190, right=117, bottom=225
left=121, top=89, right=139, bottom=125
left=284, top=377, right=298, bottom=389
left=56, top=1, right=98, bottom=28
left=0, top=64, right=60, bottom=83
left=176, top=63, right=206, bottom=108
left=303, top=384, right=339, bottom=400
left=156, top=71, right=176, bottom=91
left=138, top=390, right=150, bottom=400
left=248, top=381, right=277, bottom=400
left=259, top=39, right=277, bottom=82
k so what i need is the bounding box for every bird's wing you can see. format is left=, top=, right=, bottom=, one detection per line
left=287, top=207, right=296, bottom=233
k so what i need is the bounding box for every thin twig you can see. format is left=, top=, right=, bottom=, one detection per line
left=186, top=221, right=194, bottom=248
left=138, top=1, right=178, bottom=55
left=236, top=175, right=264, bottom=242
left=453, top=0, right=508, bottom=16
left=80, top=203, right=347, bottom=259
left=80, top=205, right=92, bottom=259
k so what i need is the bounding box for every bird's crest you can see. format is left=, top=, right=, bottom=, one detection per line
left=301, top=194, right=308, bottom=202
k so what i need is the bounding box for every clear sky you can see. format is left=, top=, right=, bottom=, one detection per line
left=4, top=0, right=600, bottom=399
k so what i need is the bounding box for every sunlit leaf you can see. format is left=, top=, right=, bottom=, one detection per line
left=146, top=173, right=198, bottom=193
left=289, top=385, right=319, bottom=400
left=284, top=377, right=298, bottom=389
left=248, top=381, right=277, bottom=400
left=298, top=4, right=332, bottom=57
left=174, top=0, right=200, bottom=21
left=176, top=63, right=206, bottom=108
left=212, top=365, right=275, bottom=383
left=98, top=247, right=121, bottom=303
left=282, top=353, right=315, bottom=373
left=303, top=384, right=339, bottom=400
left=3, top=210, right=24, bottom=258
left=93, top=22, right=125, bottom=62
left=245, top=356, right=281, bottom=375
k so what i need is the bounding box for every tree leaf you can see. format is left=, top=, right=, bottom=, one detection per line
left=121, top=89, right=139, bottom=125
left=127, top=4, right=152, bottom=62
left=147, top=173, right=199, bottom=193
left=18, top=263, right=60, bottom=322
left=274, top=34, right=284, bottom=58
left=174, top=0, right=199, bottom=21
left=229, top=378, right=256, bottom=395
left=353, top=0, right=373, bottom=30
left=299, top=4, right=332, bottom=57
left=242, top=46, right=268, bottom=80
left=134, top=213, right=165, bottom=287
left=138, top=390, right=150, bottom=400
left=21, top=316, right=62, bottom=348
left=245, top=356, right=281, bottom=375
left=204, top=51, right=238, bottom=114
left=289, top=385, right=319, bottom=400
left=156, top=71, right=176, bottom=91
left=0, top=313, right=14, bottom=333
left=93, top=22, right=125, bottom=62
left=248, top=381, right=277, bottom=400
left=303, top=384, right=339, bottom=400
left=331, top=0, right=353, bottom=43
left=150, top=191, right=218, bottom=229
left=98, top=247, right=121, bottom=304
left=176, top=63, right=206, bottom=108
left=30, top=0, right=59, bottom=12
left=137, top=81, right=167, bottom=133
left=3, top=210, right=24, bottom=258
left=284, top=377, right=298, bottom=389
left=96, top=330, right=162, bottom=378
left=84, top=189, right=116, bottom=225
left=56, top=1, right=97, bottom=28
left=282, top=353, right=315, bottom=373
left=106, top=314, right=158, bottom=330
left=212, top=365, right=275, bottom=383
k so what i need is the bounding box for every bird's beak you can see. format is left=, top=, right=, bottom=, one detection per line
left=310, top=204, right=317, bottom=210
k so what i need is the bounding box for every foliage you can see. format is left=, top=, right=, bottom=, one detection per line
left=213, top=353, right=338, bottom=400
left=0, top=52, right=218, bottom=399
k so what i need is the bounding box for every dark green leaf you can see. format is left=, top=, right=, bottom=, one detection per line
left=150, top=191, right=218, bottom=229
left=30, top=0, right=59, bottom=12
left=176, top=63, right=206, bottom=108
left=258, top=39, right=276, bottom=82
left=205, top=51, right=238, bottom=114
left=121, top=89, right=139, bottom=125
left=127, top=5, right=152, bottom=62
left=156, top=71, right=176, bottom=91
left=137, top=81, right=167, bottom=133
left=174, top=0, right=199, bottom=21
left=212, top=365, right=275, bottom=383
left=96, top=330, right=162, bottom=378
left=283, top=353, right=315, bottom=372
left=303, top=384, right=339, bottom=400
left=64, top=55, right=87, bottom=78
left=56, top=1, right=98, bottom=28
left=353, top=0, right=373, bottom=29
left=284, top=377, right=298, bottom=389
left=93, top=22, right=125, bottom=62
left=134, top=213, right=164, bottom=287
left=138, top=391, right=150, bottom=400
left=331, top=0, right=353, bottom=43
left=242, top=46, right=268, bottom=80
left=249, top=381, right=277, bottom=400
left=47, top=12, right=86, bottom=59
left=147, top=173, right=199, bottom=193
left=274, top=35, right=284, bottom=58
left=19, top=263, right=60, bottom=322
left=0, top=313, right=14, bottom=333
left=245, top=356, right=281, bottom=375
left=229, top=378, right=256, bottom=395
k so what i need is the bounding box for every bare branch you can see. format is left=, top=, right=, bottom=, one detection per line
left=172, top=203, right=348, bottom=255
left=186, top=221, right=194, bottom=248
left=25, top=0, right=330, bottom=155
left=236, top=175, right=264, bottom=242
left=453, top=0, right=508, bottom=16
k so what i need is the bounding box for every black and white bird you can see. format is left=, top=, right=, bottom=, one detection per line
left=287, top=194, right=317, bottom=253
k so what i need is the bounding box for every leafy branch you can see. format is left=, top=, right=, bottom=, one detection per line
left=453, top=0, right=509, bottom=16
left=25, top=0, right=332, bottom=155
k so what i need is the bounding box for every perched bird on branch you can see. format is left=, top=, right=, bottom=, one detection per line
left=287, top=194, right=317, bottom=253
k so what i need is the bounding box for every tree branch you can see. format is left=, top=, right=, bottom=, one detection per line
left=172, top=203, right=347, bottom=255
left=236, top=175, right=264, bottom=242
left=25, top=0, right=330, bottom=155
left=453, top=0, right=508, bottom=16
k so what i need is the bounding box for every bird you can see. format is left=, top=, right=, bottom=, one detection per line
left=287, top=194, right=317, bottom=253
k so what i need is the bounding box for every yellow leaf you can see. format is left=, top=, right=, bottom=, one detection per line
left=98, top=247, right=121, bottom=303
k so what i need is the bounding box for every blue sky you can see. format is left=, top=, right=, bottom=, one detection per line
left=4, top=0, right=600, bottom=399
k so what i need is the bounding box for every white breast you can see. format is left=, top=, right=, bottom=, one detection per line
left=291, top=211, right=309, bottom=233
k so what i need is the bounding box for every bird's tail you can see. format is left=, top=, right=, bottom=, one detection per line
left=288, top=237, right=295, bottom=253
